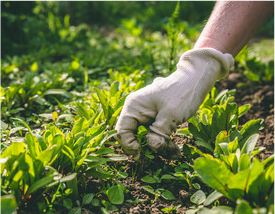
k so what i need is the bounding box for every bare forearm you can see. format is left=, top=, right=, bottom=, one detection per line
left=194, top=1, right=274, bottom=57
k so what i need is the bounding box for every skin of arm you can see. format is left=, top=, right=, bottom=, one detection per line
left=194, top=1, right=274, bottom=57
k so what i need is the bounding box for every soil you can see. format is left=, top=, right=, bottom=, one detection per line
left=217, top=71, right=274, bottom=159
left=107, top=70, right=274, bottom=214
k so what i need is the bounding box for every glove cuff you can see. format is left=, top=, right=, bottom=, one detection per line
left=178, top=48, right=234, bottom=80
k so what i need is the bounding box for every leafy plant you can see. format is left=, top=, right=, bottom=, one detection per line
left=194, top=155, right=274, bottom=209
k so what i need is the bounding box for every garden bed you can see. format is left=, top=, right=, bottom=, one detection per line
left=104, top=70, right=274, bottom=214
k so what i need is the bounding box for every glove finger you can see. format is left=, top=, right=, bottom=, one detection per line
left=115, top=115, right=140, bottom=155
left=146, top=131, right=181, bottom=159
left=146, top=108, right=182, bottom=159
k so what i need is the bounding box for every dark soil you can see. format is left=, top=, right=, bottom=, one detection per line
left=216, top=71, right=274, bottom=159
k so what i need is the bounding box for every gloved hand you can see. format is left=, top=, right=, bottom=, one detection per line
left=115, top=48, right=234, bottom=159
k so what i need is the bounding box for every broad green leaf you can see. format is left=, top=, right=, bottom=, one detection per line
left=105, top=155, right=128, bottom=162
left=235, top=199, right=253, bottom=214
left=160, top=189, right=176, bottom=200
left=9, top=126, right=27, bottom=135
left=90, top=129, right=116, bottom=149
left=176, top=128, right=191, bottom=135
left=1, top=142, right=26, bottom=158
left=241, top=134, right=259, bottom=156
left=76, top=102, right=90, bottom=120
left=228, top=137, right=239, bottom=153
left=142, top=185, right=155, bottom=195
left=72, top=118, right=86, bottom=135
left=63, top=199, right=73, bottom=209
left=215, top=131, right=229, bottom=144
left=1, top=120, right=8, bottom=130
left=26, top=133, right=40, bottom=158
left=95, top=147, right=114, bottom=155
left=110, top=81, right=119, bottom=97
left=238, top=104, right=250, bottom=118
left=68, top=207, right=81, bottom=214
left=108, top=106, right=123, bottom=128
left=218, top=143, right=230, bottom=156
left=107, top=185, right=124, bottom=205
left=85, top=156, right=106, bottom=168
left=82, top=193, right=94, bottom=205
left=239, top=119, right=264, bottom=148
left=11, top=117, right=32, bottom=134
left=190, top=190, right=206, bottom=205
left=1, top=195, right=17, bottom=214
left=44, top=89, right=72, bottom=98
left=160, top=174, right=175, bottom=180
left=86, top=167, right=115, bottom=179
left=267, top=189, right=274, bottom=208
left=195, top=140, right=213, bottom=152
left=26, top=175, right=55, bottom=196
left=188, top=123, right=207, bottom=142
left=265, top=162, right=274, bottom=183
left=141, top=175, right=156, bottom=184
left=239, top=154, right=251, bottom=171
left=204, top=191, right=223, bottom=206
left=198, top=206, right=233, bottom=214
left=194, top=158, right=233, bottom=200
left=228, top=158, right=264, bottom=200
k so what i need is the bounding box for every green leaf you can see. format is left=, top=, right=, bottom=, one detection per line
left=142, top=185, right=155, bottom=195
left=238, top=104, right=250, bottom=118
left=95, top=87, right=109, bottom=118
left=68, top=207, right=81, bottom=214
left=267, top=188, right=274, bottom=208
left=86, top=167, right=114, bottom=179
left=82, top=193, right=94, bottom=205
left=26, top=175, right=55, bottom=196
left=199, top=206, right=233, bottom=214
left=25, top=133, right=40, bottom=158
left=44, top=89, right=72, bottom=98
left=204, top=191, right=223, bottom=206
left=105, top=155, right=128, bottom=162
left=235, top=199, right=253, bottom=214
left=1, top=195, right=17, bottom=214
left=194, top=158, right=233, bottom=200
left=11, top=117, right=32, bottom=134
left=92, top=198, right=100, bottom=207
left=63, top=199, right=73, bottom=209
left=76, top=102, right=90, bottom=120
left=195, top=140, right=213, bottom=152
left=160, top=174, right=175, bottom=180
left=176, top=128, right=191, bottom=136
left=72, top=118, right=86, bottom=135
left=239, top=119, right=264, bottom=148
left=1, top=120, right=8, bottom=130
left=141, top=175, right=156, bottom=184
left=190, top=190, right=206, bottom=205
left=160, top=189, right=176, bottom=200
left=239, top=154, right=251, bottom=171
left=107, top=185, right=124, bottom=205
left=228, top=137, right=239, bottom=153
left=228, top=158, right=264, bottom=200
left=241, top=134, right=259, bottom=156
left=192, top=183, right=201, bottom=190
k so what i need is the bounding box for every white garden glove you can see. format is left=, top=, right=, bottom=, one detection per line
left=115, top=48, right=234, bottom=159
